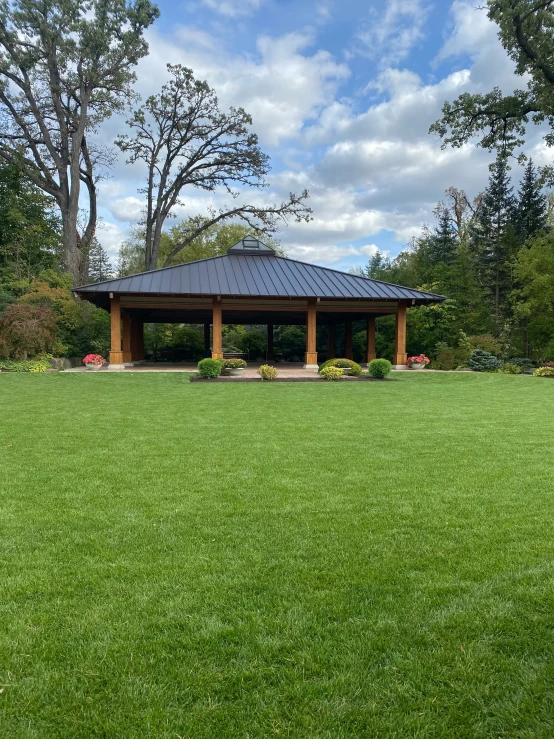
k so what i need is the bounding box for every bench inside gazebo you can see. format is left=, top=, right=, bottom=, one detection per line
left=73, top=236, right=445, bottom=369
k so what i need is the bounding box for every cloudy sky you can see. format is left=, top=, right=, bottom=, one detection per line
left=95, top=0, right=544, bottom=271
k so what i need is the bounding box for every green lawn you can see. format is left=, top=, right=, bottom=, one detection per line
left=1, top=372, right=554, bottom=738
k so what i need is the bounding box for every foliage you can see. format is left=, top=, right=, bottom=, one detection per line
left=533, top=366, right=554, bottom=377
left=258, top=364, right=277, bottom=380
left=407, top=354, right=430, bottom=366
left=0, top=0, right=159, bottom=283
left=368, top=358, right=392, bottom=378
left=320, top=365, right=344, bottom=381
left=429, top=1, right=554, bottom=157
left=115, top=64, right=310, bottom=270
left=88, top=241, right=114, bottom=283
left=83, top=354, right=105, bottom=366
left=499, top=362, right=522, bottom=374
left=510, top=357, right=535, bottom=372
left=469, top=334, right=502, bottom=356
left=274, top=325, right=306, bottom=362
left=468, top=349, right=503, bottom=372
left=0, top=357, right=50, bottom=372
left=319, top=358, right=362, bottom=376
left=431, top=348, right=468, bottom=371
left=222, top=358, right=247, bottom=369
left=197, top=358, right=223, bottom=378
left=0, top=304, right=57, bottom=359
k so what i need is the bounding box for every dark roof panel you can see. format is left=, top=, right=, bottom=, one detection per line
left=74, top=253, right=445, bottom=303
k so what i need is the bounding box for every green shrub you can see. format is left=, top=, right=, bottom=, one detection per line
left=469, top=334, right=502, bottom=356
left=0, top=358, right=51, bottom=373
left=468, top=350, right=503, bottom=372
left=431, top=347, right=468, bottom=371
left=319, top=358, right=362, bottom=376
left=534, top=366, right=554, bottom=377
left=368, top=358, right=392, bottom=378
left=222, top=358, right=247, bottom=369
left=510, top=357, right=535, bottom=373
left=197, top=358, right=223, bottom=378
left=320, top=365, right=344, bottom=381
left=258, top=364, right=277, bottom=380
left=499, top=363, right=522, bottom=374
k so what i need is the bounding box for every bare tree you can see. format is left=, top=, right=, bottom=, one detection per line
left=116, top=64, right=311, bottom=270
left=0, top=0, right=159, bottom=284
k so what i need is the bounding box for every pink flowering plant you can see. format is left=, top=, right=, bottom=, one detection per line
left=82, top=353, right=105, bottom=366
left=407, top=354, right=430, bottom=367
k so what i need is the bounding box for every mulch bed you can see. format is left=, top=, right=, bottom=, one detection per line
left=190, top=375, right=393, bottom=383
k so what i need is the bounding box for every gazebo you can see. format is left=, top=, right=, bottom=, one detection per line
left=73, top=236, right=445, bottom=369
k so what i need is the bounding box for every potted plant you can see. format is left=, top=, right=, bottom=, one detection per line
left=83, top=353, right=105, bottom=370
left=407, top=354, right=430, bottom=370
left=222, top=358, right=247, bottom=376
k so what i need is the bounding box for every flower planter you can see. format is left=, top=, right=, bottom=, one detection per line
left=409, top=363, right=426, bottom=370
left=340, top=368, right=352, bottom=375
left=227, top=368, right=244, bottom=377
left=85, top=363, right=103, bottom=370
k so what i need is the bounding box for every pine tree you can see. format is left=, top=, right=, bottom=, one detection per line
left=471, top=155, right=517, bottom=325
left=516, top=158, right=547, bottom=241
left=88, top=240, right=114, bottom=283
left=429, top=205, right=458, bottom=267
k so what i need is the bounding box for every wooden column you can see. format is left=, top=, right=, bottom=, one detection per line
left=122, top=312, right=132, bottom=364
left=211, top=298, right=223, bottom=359
left=267, top=323, right=274, bottom=361
left=204, top=323, right=211, bottom=355
left=393, top=301, right=407, bottom=367
left=345, top=321, right=353, bottom=360
left=304, top=298, right=318, bottom=368
left=327, top=324, right=336, bottom=360
left=109, top=294, right=124, bottom=367
left=365, top=316, right=376, bottom=365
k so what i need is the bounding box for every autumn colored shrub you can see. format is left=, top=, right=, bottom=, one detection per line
left=0, top=304, right=56, bottom=359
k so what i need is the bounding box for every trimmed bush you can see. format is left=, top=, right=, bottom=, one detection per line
left=197, top=358, right=223, bottom=378
left=468, top=350, right=503, bottom=372
left=534, top=366, right=554, bottom=377
left=320, top=365, right=344, bottom=381
left=222, top=358, right=247, bottom=369
left=499, top=363, right=522, bottom=374
left=368, top=358, right=392, bottom=378
left=431, top=347, right=469, bottom=371
left=510, top=357, right=535, bottom=373
left=258, top=364, right=277, bottom=380
left=319, top=358, right=362, bottom=376
left=0, top=358, right=51, bottom=373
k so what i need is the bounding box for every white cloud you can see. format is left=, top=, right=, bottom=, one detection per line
left=286, top=242, right=379, bottom=265
left=355, top=0, right=430, bottom=66
left=200, top=0, right=264, bottom=17
left=96, top=221, right=128, bottom=260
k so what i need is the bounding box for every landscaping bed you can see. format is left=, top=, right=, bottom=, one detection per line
left=190, top=374, right=392, bottom=382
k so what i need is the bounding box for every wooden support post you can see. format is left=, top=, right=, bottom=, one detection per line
left=366, top=316, right=376, bottom=365
left=327, top=324, right=336, bottom=360
left=345, top=320, right=353, bottom=360
left=108, top=294, right=124, bottom=368
left=122, top=312, right=132, bottom=364
left=393, top=301, right=407, bottom=367
left=211, top=298, right=223, bottom=359
left=130, top=319, right=144, bottom=363
left=304, top=299, right=318, bottom=368
left=267, top=323, right=274, bottom=361
left=204, top=323, right=211, bottom=355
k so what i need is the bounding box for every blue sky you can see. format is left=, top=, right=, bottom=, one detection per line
left=96, top=0, right=546, bottom=271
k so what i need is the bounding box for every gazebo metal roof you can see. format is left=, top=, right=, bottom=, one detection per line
left=75, top=238, right=445, bottom=304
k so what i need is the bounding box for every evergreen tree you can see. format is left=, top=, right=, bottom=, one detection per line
left=471, top=155, right=517, bottom=325
left=429, top=205, right=458, bottom=267
left=88, top=241, right=114, bottom=283
left=516, top=159, right=547, bottom=241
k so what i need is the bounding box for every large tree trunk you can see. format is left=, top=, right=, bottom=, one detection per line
left=62, top=206, right=82, bottom=286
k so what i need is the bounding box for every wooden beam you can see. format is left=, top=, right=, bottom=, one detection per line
left=327, top=324, right=335, bottom=360
left=345, top=321, right=353, bottom=360
left=366, top=316, right=376, bottom=364
left=212, top=298, right=223, bottom=359
left=393, top=301, right=407, bottom=367
left=267, top=323, right=274, bottom=361
left=304, top=298, right=318, bottom=368
left=109, top=294, right=124, bottom=367
left=122, top=312, right=132, bottom=364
